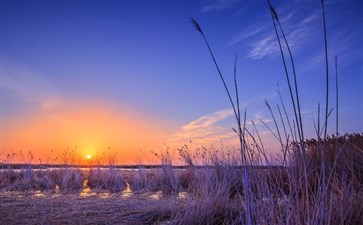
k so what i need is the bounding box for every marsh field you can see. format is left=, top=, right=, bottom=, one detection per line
left=2, top=0, right=363, bottom=224
left=1, top=134, right=363, bottom=224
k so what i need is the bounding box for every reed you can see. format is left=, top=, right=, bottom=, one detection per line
left=267, top=0, right=305, bottom=161
left=1, top=134, right=362, bottom=224
left=335, top=54, right=339, bottom=136
left=188, top=1, right=362, bottom=224
left=191, top=17, right=253, bottom=225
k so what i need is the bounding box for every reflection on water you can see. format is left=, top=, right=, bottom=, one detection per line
left=149, top=190, right=162, bottom=200
left=121, top=183, right=132, bottom=198
left=0, top=186, right=188, bottom=203
left=80, top=179, right=96, bottom=197
left=34, top=190, right=45, bottom=198
left=177, top=191, right=188, bottom=199
left=0, top=191, right=24, bottom=198
left=98, top=192, right=111, bottom=199
left=147, top=191, right=187, bottom=200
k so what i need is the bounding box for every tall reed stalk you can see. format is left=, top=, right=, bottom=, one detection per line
left=318, top=1, right=330, bottom=222
left=191, top=18, right=252, bottom=225
left=321, top=0, right=329, bottom=140
left=335, top=54, right=338, bottom=136
left=267, top=0, right=306, bottom=162
left=277, top=84, right=295, bottom=142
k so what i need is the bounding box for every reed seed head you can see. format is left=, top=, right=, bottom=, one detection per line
left=269, top=4, right=280, bottom=22
left=190, top=18, right=203, bottom=34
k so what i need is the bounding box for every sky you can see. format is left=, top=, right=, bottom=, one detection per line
left=1, top=0, right=362, bottom=165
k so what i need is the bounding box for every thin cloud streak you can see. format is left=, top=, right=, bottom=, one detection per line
left=248, top=10, right=319, bottom=59
left=201, top=0, right=241, bottom=12
left=167, top=107, right=277, bottom=148
left=228, top=2, right=322, bottom=60
left=167, top=108, right=236, bottom=146
left=182, top=108, right=234, bottom=130
left=1, top=69, right=52, bottom=101
left=228, top=27, right=265, bottom=46
left=299, top=14, right=318, bottom=26
left=304, top=26, right=363, bottom=71
left=248, top=35, right=277, bottom=59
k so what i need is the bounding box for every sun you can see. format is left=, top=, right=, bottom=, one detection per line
left=86, top=154, right=92, bottom=160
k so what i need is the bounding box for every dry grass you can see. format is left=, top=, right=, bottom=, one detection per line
left=1, top=134, right=362, bottom=224
left=0, top=168, right=126, bottom=193
left=0, top=192, right=184, bottom=225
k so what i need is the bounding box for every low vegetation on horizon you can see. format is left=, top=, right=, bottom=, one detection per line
left=1, top=134, right=363, bottom=224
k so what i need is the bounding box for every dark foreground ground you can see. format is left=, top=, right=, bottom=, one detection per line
left=0, top=191, right=186, bottom=225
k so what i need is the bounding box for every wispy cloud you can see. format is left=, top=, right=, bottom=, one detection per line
left=228, top=9, right=291, bottom=47
left=228, top=27, right=265, bottom=46
left=182, top=108, right=234, bottom=130
left=233, top=5, right=247, bottom=16
left=2, top=69, right=51, bottom=99
left=299, top=14, right=318, bottom=26
left=201, top=0, right=241, bottom=13
left=248, top=35, right=277, bottom=59
left=167, top=108, right=236, bottom=146
left=166, top=96, right=289, bottom=152
left=1, top=67, right=56, bottom=114
left=248, top=10, right=319, bottom=59
left=302, top=27, right=363, bottom=71
left=165, top=86, right=285, bottom=146
left=228, top=2, right=322, bottom=60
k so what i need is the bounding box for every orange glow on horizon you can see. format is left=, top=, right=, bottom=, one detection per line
left=1, top=100, right=174, bottom=165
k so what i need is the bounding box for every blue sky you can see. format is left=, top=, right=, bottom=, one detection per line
left=1, top=0, right=362, bottom=163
